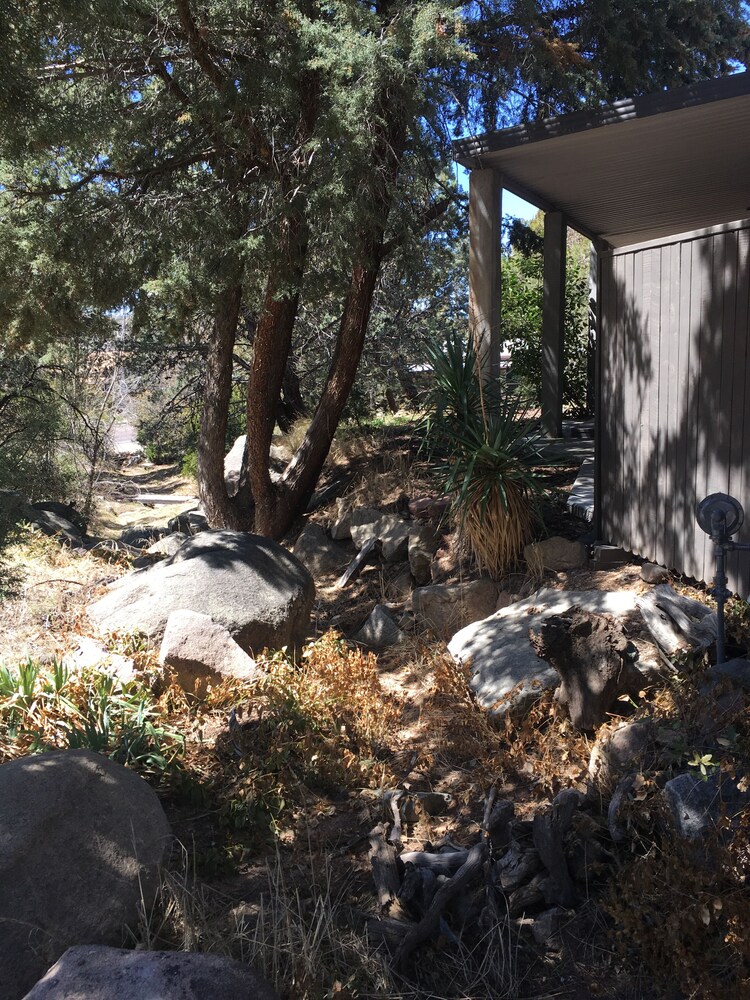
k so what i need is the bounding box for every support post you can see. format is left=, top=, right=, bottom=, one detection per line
left=468, top=169, right=502, bottom=382
left=541, top=211, right=566, bottom=437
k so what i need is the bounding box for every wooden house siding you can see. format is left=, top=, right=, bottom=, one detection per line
left=599, top=220, right=750, bottom=596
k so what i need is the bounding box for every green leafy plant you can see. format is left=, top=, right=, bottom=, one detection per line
left=424, top=333, right=546, bottom=576
left=0, top=658, right=184, bottom=779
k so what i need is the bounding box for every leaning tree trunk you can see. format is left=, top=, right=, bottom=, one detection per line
left=198, top=283, right=248, bottom=528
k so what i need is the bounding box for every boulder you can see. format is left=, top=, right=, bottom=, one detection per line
left=330, top=504, right=380, bottom=542
left=167, top=509, right=209, bottom=535
left=0, top=750, right=171, bottom=1000
left=349, top=512, right=409, bottom=559
left=23, top=945, right=278, bottom=1000
left=120, top=526, right=165, bottom=548
left=352, top=605, right=406, bottom=650
left=524, top=537, right=588, bottom=572
left=448, top=588, right=639, bottom=718
left=30, top=501, right=87, bottom=536
left=224, top=434, right=247, bottom=497
left=412, top=578, right=498, bottom=637
left=292, top=523, right=349, bottom=577
left=30, top=509, right=82, bottom=546
left=662, top=772, right=750, bottom=843
left=588, top=719, right=657, bottom=786
left=159, top=610, right=258, bottom=692
left=63, top=635, right=136, bottom=685
left=640, top=562, right=669, bottom=584
left=88, top=530, right=314, bottom=656
left=408, top=527, right=440, bottom=585
left=147, top=532, right=188, bottom=558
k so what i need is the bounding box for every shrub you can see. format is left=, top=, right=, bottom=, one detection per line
left=424, top=333, right=546, bottom=577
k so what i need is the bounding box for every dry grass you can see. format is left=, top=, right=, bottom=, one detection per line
left=460, top=483, right=540, bottom=580
left=0, top=527, right=126, bottom=664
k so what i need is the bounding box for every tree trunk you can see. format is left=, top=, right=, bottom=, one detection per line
left=246, top=214, right=306, bottom=536
left=198, top=283, right=247, bottom=528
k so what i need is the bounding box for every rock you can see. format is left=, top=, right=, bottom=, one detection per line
left=531, top=907, right=566, bottom=949
left=591, top=544, right=629, bottom=569
left=159, top=610, right=258, bottom=692
left=292, top=523, right=349, bottom=577
left=0, top=750, right=171, bottom=1000
left=120, top=526, right=165, bottom=548
left=88, top=530, right=314, bottom=656
left=524, top=536, right=588, bottom=572
left=30, top=501, right=87, bottom=535
left=147, top=533, right=188, bottom=558
left=30, top=509, right=82, bottom=546
left=352, top=605, right=406, bottom=650
left=349, top=512, right=409, bottom=559
left=640, top=562, right=669, bottom=584
left=22, top=945, right=278, bottom=1000
left=412, top=578, right=498, bottom=636
left=223, top=434, right=247, bottom=497
left=662, top=772, right=750, bottom=843
left=588, top=719, right=656, bottom=785
left=495, top=590, right=518, bottom=611
left=531, top=609, right=645, bottom=730
left=408, top=527, right=440, bottom=585
left=448, top=588, right=639, bottom=718
left=62, top=636, right=136, bottom=684
left=706, top=657, right=750, bottom=692
left=408, top=494, right=452, bottom=526
left=331, top=504, right=380, bottom=542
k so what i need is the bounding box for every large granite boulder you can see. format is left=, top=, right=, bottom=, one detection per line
left=88, top=531, right=315, bottom=656
left=23, top=945, right=278, bottom=1000
left=0, top=750, right=171, bottom=1000
left=159, top=610, right=258, bottom=692
left=292, top=523, right=349, bottom=577
left=412, top=578, right=499, bottom=636
left=448, top=588, right=639, bottom=717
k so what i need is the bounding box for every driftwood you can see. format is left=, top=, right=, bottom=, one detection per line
left=636, top=584, right=717, bottom=655
left=531, top=790, right=580, bottom=908
left=368, top=825, right=401, bottom=908
left=337, top=536, right=378, bottom=588
left=532, top=609, right=644, bottom=730
left=398, top=849, right=470, bottom=875
left=394, top=791, right=502, bottom=969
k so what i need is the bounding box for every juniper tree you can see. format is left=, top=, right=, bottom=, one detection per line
left=0, top=1, right=746, bottom=538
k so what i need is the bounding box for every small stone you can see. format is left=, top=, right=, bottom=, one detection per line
left=159, top=609, right=258, bottom=692
left=640, top=562, right=669, bottom=584
left=147, top=533, right=187, bottom=558
left=352, top=605, right=405, bottom=650
left=591, top=544, right=629, bottom=569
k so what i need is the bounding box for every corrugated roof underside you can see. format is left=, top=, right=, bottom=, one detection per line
left=473, top=96, right=750, bottom=247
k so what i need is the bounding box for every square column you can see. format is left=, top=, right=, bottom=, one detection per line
left=541, top=211, right=566, bottom=437
left=469, top=168, right=502, bottom=381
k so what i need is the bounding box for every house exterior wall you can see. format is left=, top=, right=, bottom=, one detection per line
left=599, top=219, right=750, bottom=596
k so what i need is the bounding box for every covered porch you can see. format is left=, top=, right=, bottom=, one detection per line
left=454, top=72, right=750, bottom=591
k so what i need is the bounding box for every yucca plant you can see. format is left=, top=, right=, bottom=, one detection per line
left=425, top=333, right=546, bottom=577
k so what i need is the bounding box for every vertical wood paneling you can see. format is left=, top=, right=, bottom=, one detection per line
left=600, top=221, right=750, bottom=596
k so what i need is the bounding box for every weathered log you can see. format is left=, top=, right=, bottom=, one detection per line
left=636, top=584, right=717, bottom=655
left=337, top=536, right=378, bottom=588
left=398, top=849, right=469, bottom=875
left=507, top=881, right=545, bottom=918
left=493, top=846, right=542, bottom=892
left=532, top=800, right=578, bottom=908
left=394, top=839, right=489, bottom=969
left=369, top=824, right=401, bottom=908
left=388, top=790, right=404, bottom=847
left=531, top=608, right=645, bottom=730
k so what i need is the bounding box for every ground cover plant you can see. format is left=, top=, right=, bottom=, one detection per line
left=1, top=428, right=748, bottom=999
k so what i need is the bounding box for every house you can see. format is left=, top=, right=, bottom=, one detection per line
left=454, top=72, right=750, bottom=595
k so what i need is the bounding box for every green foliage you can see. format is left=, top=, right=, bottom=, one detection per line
left=0, top=658, right=185, bottom=779
left=503, top=215, right=592, bottom=416
left=425, top=333, right=546, bottom=575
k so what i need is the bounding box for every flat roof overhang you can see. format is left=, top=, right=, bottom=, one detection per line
left=454, top=72, right=750, bottom=249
